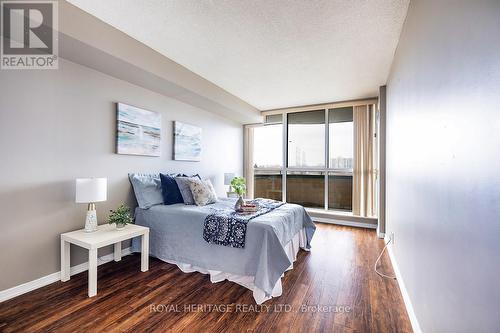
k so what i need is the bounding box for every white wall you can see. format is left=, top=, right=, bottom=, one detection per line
left=0, top=58, right=243, bottom=290
left=386, top=0, right=500, bottom=332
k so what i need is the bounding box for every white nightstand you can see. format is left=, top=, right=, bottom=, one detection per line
left=60, top=224, right=149, bottom=297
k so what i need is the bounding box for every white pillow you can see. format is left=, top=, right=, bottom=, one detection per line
left=188, top=178, right=218, bottom=206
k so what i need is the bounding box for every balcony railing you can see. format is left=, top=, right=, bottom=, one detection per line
left=254, top=170, right=352, bottom=212
left=254, top=171, right=282, bottom=201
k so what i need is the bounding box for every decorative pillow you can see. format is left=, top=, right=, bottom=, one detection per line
left=175, top=174, right=202, bottom=205
left=128, top=173, right=163, bottom=209
left=160, top=173, right=184, bottom=205
left=188, top=178, right=218, bottom=206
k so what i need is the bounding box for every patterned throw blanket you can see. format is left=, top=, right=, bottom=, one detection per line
left=203, top=198, right=285, bottom=249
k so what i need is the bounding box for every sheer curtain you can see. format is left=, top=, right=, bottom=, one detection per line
left=243, top=126, right=255, bottom=199
left=353, top=105, right=376, bottom=217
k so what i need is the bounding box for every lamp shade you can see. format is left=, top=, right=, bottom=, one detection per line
left=224, top=173, right=235, bottom=185
left=75, top=178, right=107, bottom=203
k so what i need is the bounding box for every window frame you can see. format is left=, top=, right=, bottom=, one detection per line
left=250, top=98, right=377, bottom=213
left=286, top=109, right=326, bottom=168
left=284, top=108, right=353, bottom=210
left=252, top=122, right=283, bottom=169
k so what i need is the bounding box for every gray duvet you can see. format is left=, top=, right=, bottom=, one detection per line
left=131, top=198, right=315, bottom=295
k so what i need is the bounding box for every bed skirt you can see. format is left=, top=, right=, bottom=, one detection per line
left=163, top=228, right=308, bottom=304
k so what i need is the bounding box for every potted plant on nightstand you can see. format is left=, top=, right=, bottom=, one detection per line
left=107, top=204, right=133, bottom=230
left=230, top=177, right=246, bottom=211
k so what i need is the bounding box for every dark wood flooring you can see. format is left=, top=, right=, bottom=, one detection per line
left=0, top=223, right=412, bottom=333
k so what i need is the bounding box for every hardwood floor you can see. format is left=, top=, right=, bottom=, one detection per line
left=0, top=224, right=412, bottom=333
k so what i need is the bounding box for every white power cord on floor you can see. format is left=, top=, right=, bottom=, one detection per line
left=374, top=237, right=397, bottom=280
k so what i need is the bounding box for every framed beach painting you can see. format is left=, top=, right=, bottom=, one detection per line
left=116, top=103, right=161, bottom=156
left=173, top=121, right=202, bottom=161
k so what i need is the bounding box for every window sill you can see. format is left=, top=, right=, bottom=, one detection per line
left=305, top=208, right=378, bottom=229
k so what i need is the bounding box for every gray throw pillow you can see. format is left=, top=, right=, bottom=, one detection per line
left=188, top=178, right=218, bottom=206
left=128, top=173, right=164, bottom=209
left=175, top=175, right=200, bottom=205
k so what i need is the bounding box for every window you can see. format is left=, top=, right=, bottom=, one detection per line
left=253, top=124, right=282, bottom=168
left=247, top=103, right=375, bottom=215
left=286, top=171, right=325, bottom=208
left=328, top=173, right=352, bottom=211
left=252, top=123, right=283, bottom=200
left=265, top=114, right=283, bottom=124
left=287, top=110, right=325, bottom=168
left=254, top=170, right=282, bottom=201
left=329, top=107, right=353, bottom=170
left=328, top=107, right=353, bottom=211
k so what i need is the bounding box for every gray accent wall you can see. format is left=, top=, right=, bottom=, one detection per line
left=0, top=58, right=243, bottom=291
left=0, top=1, right=252, bottom=293
left=386, top=1, right=500, bottom=332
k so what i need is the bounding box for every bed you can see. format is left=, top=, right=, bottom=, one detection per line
left=131, top=198, right=315, bottom=304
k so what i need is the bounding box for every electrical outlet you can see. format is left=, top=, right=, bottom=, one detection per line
left=390, top=232, right=395, bottom=245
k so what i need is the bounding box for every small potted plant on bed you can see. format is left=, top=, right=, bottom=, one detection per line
left=107, top=204, right=133, bottom=230
left=230, top=177, right=246, bottom=211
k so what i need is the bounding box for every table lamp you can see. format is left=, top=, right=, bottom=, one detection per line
left=75, top=178, right=107, bottom=232
left=224, top=173, right=235, bottom=192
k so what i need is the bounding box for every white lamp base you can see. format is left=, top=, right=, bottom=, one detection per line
left=84, top=209, right=98, bottom=233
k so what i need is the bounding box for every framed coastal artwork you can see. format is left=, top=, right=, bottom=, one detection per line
left=173, top=121, right=202, bottom=161
left=116, top=103, right=161, bottom=156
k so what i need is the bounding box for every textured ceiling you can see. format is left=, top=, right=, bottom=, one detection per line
left=67, top=0, right=409, bottom=110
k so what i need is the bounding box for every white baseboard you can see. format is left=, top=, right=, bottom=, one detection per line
left=313, top=216, right=377, bottom=229
left=0, top=247, right=132, bottom=303
left=384, top=237, right=422, bottom=333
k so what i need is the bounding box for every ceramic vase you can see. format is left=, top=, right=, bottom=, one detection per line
left=234, top=196, right=244, bottom=211
left=116, top=222, right=126, bottom=230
